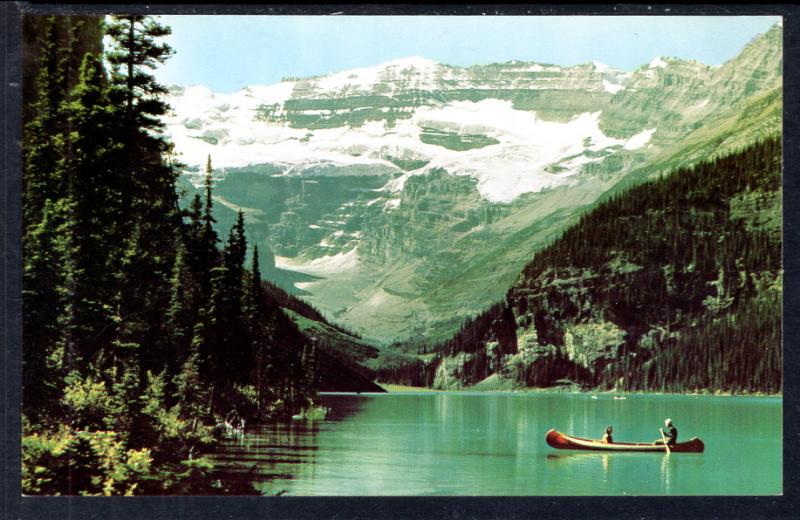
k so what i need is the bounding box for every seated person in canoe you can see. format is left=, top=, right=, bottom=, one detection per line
left=653, top=418, right=678, bottom=445
left=601, top=425, right=613, bottom=444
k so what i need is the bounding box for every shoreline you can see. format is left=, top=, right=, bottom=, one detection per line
left=375, top=383, right=782, bottom=398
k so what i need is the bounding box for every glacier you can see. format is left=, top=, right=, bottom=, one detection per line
left=162, top=63, right=650, bottom=204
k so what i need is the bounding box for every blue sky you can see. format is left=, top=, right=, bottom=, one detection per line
left=153, top=15, right=781, bottom=93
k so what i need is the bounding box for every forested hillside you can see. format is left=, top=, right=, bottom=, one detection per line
left=422, top=138, right=782, bottom=394
left=21, top=15, right=377, bottom=496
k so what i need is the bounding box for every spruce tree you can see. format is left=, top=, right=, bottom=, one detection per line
left=104, top=13, right=179, bottom=261
left=247, top=245, right=267, bottom=322
left=185, top=193, right=205, bottom=279
left=105, top=15, right=172, bottom=137
left=199, top=156, right=220, bottom=299
left=105, top=14, right=180, bottom=379
left=22, top=18, right=70, bottom=416
left=115, top=222, right=173, bottom=381
left=204, top=155, right=214, bottom=227
left=22, top=17, right=67, bottom=228
left=247, top=246, right=274, bottom=415
left=176, top=321, right=210, bottom=425
left=167, top=240, right=196, bottom=378
left=208, top=211, right=250, bottom=387
left=22, top=200, right=68, bottom=417
left=22, top=17, right=69, bottom=418
left=60, top=53, right=120, bottom=367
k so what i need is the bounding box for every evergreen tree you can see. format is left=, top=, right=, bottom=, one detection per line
left=176, top=318, right=211, bottom=426
left=105, top=15, right=173, bottom=137
left=59, top=53, right=120, bottom=367
left=184, top=194, right=205, bottom=283
left=199, top=156, right=220, bottom=299
left=104, top=13, right=179, bottom=259
left=204, top=155, right=214, bottom=226
left=228, top=210, right=248, bottom=278
left=207, top=211, right=250, bottom=389
left=22, top=199, right=68, bottom=417
left=22, top=19, right=71, bottom=414
left=247, top=246, right=274, bottom=416
left=21, top=15, right=324, bottom=495
left=106, top=358, right=142, bottom=446
left=22, top=17, right=67, bottom=228
left=247, top=245, right=266, bottom=320
left=114, top=223, right=171, bottom=380
left=167, top=240, right=196, bottom=378
left=105, top=14, right=181, bottom=378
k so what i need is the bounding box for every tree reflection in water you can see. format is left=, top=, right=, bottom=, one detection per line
left=208, top=393, right=369, bottom=494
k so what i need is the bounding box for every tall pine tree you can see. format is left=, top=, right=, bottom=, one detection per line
left=60, top=53, right=120, bottom=367
left=207, top=211, right=250, bottom=392
left=105, top=15, right=181, bottom=377
left=167, top=240, right=197, bottom=379
left=22, top=17, right=67, bottom=228
left=200, top=155, right=220, bottom=300
left=22, top=18, right=69, bottom=416
left=247, top=245, right=275, bottom=416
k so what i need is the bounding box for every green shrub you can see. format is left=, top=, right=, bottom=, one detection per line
left=22, top=428, right=154, bottom=495
left=61, top=373, right=113, bottom=431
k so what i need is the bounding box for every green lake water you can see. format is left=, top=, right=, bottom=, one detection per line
left=211, top=392, right=782, bottom=496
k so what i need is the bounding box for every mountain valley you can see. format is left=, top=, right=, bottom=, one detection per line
left=164, top=23, right=782, bottom=346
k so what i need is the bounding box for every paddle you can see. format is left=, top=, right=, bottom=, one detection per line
left=660, top=429, right=671, bottom=454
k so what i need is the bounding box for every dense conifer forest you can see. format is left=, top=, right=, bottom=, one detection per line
left=21, top=15, right=330, bottom=495
left=424, top=138, right=782, bottom=394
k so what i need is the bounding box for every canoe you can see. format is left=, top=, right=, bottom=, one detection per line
left=546, top=429, right=704, bottom=453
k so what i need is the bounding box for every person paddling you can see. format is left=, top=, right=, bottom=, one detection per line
left=654, top=418, right=678, bottom=446
left=601, top=425, right=613, bottom=444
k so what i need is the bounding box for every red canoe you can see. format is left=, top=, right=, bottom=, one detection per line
left=546, top=429, right=705, bottom=453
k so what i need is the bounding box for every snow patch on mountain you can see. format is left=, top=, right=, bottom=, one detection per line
left=406, top=101, right=653, bottom=203
left=275, top=248, right=360, bottom=274
left=311, top=56, right=440, bottom=95
left=602, top=79, right=625, bottom=94
left=163, top=88, right=655, bottom=203
left=623, top=128, right=657, bottom=150
left=592, top=60, right=611, bottom=73
left=162, top=57, right=659, bottom=204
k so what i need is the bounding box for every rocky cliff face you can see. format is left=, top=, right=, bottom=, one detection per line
left=430, top=138, right=782, bottom=392
left=599, top=27, right=782, bottom=144
left=272, top=57, right=627, bottom=127
left=165, top=23, right=782, bottom=344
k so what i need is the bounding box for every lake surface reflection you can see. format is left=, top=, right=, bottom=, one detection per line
left=210, top=392, right=781, bottom=495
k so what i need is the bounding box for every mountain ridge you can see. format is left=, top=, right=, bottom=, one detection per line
left=164, top=23, right=782, bottom=344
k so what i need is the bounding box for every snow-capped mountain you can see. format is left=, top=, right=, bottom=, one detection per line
left=164, top=56, right=641, bottom=203
left=162, top=23, right=782, bottom=343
